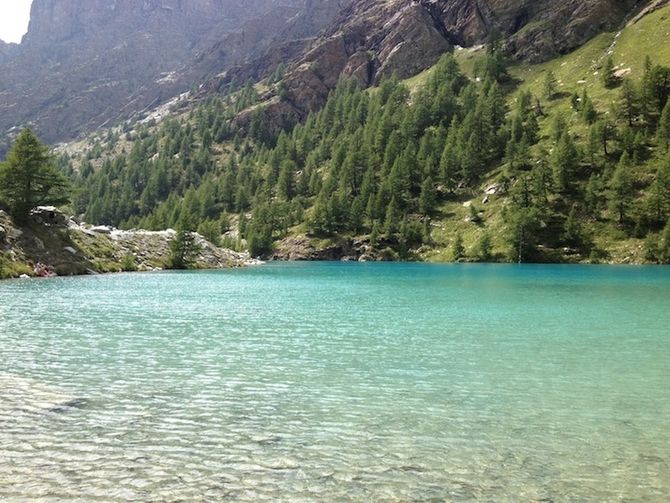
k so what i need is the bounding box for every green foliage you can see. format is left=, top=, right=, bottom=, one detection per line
left=475, top=232, right=493, bottom=262
left=0, top=252, right=32, bottom=279
left=0, top=129, right=70, bottom=224
left=602, top=56, right=617, bottom=88
left=197, top=219, right=221, bottom=246
left=562, top=207, right=584, bottom=247
left=609, top=152, right=635, bottom=224
left=63, top=29, right=670, bottom=264
left=120, top=254, right=138, bottom=272
left=451, top=232, right=465, bottom=261
left=542, top=70, right=557, bottom=100
left=551, top=132, right=580, bottom=193
left=657, top=98, right=670, bottom=150
left=167, top=216, right=202, bottom=269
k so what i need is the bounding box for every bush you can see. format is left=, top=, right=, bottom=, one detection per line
left=120, top=254, right=138, bottom=272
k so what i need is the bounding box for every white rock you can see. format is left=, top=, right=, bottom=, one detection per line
left=90, top=225, right=113, bottom=234
left=64, top=246, right=77, bottom=255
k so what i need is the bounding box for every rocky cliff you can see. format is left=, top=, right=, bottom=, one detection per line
left=0, top=0, right=343, bottom=154
left=229, top=0, right=643, bottom=133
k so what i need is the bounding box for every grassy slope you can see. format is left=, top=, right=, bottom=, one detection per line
left=415, top=5, right=670, bottom=263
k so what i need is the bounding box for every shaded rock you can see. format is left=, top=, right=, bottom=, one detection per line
left=30, top=206, right=68, bottom=227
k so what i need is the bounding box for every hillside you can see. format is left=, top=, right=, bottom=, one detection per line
left=0, top=0, right=344, bottom=155
left=2, top=0, right=670, bottom=271
left=36, top=2, right=666, bottom=267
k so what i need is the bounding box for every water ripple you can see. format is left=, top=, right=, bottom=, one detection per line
left=1, top=264, right=670, bottom=501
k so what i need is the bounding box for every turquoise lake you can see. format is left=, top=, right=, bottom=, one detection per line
left=1, top=263, right=669, bottom=501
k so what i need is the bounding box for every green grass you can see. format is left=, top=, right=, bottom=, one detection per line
left=0, top=252, right=32, bottom=279
left=400, top=4, right=670, bottom=263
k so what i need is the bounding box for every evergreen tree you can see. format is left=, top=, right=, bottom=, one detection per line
left=609, top=152, right=635, bottom=224
left=617, top=79, right=640, bottom=127
left=452, top=232, right=465, bottom=261
left=542, top=70, right=557, bottom=100
left=168, top=216, right=202, bottom=269
left=657, top=98, right=670, bottom=150
left=0, top=129, right=70, bottom=224
left=551, top=131, right=579, bottom=193
left=418, top=177, right=437, bottom=215
left=277, top=159, right=296, bottom=200
left=602, top=56, right=617, bottom=88
left=562, top=207, right=583, bottom=247
left=659, top=218, right=670, bottom=263
left=475, top=231, right=492, bottom=262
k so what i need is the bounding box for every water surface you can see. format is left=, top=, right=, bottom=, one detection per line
left=1, top=263, right=669, bottom=501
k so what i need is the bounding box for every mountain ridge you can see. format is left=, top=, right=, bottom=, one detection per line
left=0, top=0, right=344, bottom=154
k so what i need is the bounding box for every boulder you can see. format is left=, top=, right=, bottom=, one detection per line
left=30, top=206, right=68, bottom=227
left=90, top=225, right=113, bottom=234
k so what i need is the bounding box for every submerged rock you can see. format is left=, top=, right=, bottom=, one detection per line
left=0, top=374, right=83, bottom=414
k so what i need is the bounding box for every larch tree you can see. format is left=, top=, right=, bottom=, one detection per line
left=0, top=129, right=70, bottom=224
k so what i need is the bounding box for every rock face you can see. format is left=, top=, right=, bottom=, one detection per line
left=228, top=0, right=642, bottom=134
left=0, top=0, right=343, bottom=153
left=0, top=208, right=252, bottom=278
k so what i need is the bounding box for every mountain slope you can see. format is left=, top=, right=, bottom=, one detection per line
left=223, top=0, right=644, bottom=137
left=42, top=2, right=669, bottom=266
left=0, top=0, right=344, bottom=154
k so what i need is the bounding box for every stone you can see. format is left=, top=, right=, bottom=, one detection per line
left=485, top=184, right=502, bottom=195
left=30, top=206, right=68, bottom=227
left=90, top=225, right=112, bottom=234
left=64, top=246, right=77, bottom=255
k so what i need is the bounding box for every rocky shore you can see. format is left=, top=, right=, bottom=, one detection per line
left=0, top=208, right=257, bottom=280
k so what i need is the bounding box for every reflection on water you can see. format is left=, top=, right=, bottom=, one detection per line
left=1, top=263, right=669, bottom=501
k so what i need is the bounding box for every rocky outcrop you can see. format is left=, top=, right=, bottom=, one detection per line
left=273, top=234, right=402, bottom=262
left=0, top=208, right=252, bottom=279
left=228, top=0, right=643, bottom=133
left=0, top=0, right=343, bottom=154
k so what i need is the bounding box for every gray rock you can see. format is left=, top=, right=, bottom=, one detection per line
left=90, top=225, right=113, bottom=234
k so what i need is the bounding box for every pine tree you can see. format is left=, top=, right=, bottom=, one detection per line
left=617, top=79, right=640, bottom=127
left=551, top=131, right=579, bottom=193
left=0, top=129, right=70, bottom=224
left=602, top=56, right=617, bottom=88
left=609, top=152, right=635, bottom=224
left=659, top=218, right=670, bottom=263
left=475, top=232, right=492, bottom=262
left=580, top=93, right=597, bottom=124
left=657, top=98, right=670, bottom=151
left=168, top=215, right=202, bottom=269
left=384, top=196, right=401, bottom=235
left=452, top=232, right=465, bottom=261
left=418, top=177, right=437, bottom=215
left=542, top=70, right=557, bottom=100
left=277, top=159, right=296, bottom=200
left=562, top=207, right=583, bottom=246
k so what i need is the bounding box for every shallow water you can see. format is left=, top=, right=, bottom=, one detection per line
left=1, top=263, right=669, bottom=501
